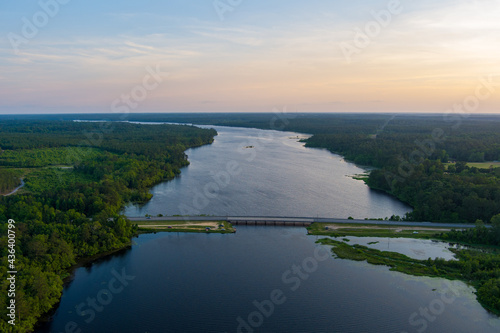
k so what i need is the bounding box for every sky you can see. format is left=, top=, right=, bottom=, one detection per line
left=0, top=0, right=499, bottom=114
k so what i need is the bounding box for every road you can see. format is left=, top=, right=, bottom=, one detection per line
left=126, top=216, right=480, bottom=229
left=3, top=178, right=24, bottom=196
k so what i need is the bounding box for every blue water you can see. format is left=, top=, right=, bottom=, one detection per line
left=124, top=125, right=411, bottom=219
left=37, top=227, right=500, bottom=333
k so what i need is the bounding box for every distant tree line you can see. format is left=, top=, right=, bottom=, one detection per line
left=303, top=117, right=500, bottom=223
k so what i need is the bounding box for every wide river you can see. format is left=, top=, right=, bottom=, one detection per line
left=37, top=125, right=500, bottom=332
left=38, top=227, right=499, bottom=333
left=124, top=125, right=411, bottom=218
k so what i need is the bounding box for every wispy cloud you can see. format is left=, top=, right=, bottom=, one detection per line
left=1, top=0, right=499, bottom=113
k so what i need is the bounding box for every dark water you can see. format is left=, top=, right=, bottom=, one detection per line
left=37, top=227, right=499, bottom=333
left=124, top=125, right=411, bottom=219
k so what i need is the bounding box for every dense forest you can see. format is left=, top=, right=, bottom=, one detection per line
left=0, top=120, right=217, bottom=332
left=303, top=117, right=500, bottom=224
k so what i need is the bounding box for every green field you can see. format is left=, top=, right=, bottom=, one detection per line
left=445, top=161, right=500, bottom=169
left=307, top=222, right=454, bottom=239
left=0, top=147, right=106, bottom=195
left=467, top=161, right=500, bottom=169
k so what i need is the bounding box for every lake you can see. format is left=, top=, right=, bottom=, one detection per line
left=37, top=227, right=500, bottom=333
left=124, top=125, right=411, bottom=218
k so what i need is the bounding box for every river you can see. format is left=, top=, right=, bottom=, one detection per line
left=36, top=124, right=500, bottom=332
left=124, top=125, right=411, bottom=218
left=37, top=227, right=500, bottom=333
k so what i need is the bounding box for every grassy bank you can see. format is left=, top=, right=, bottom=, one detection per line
left=317, top=238, right=461, bottom=278
left=307, top=222, right=455, bottom=239
left=136, top=220, right=235, bottom=234
left=445, top=161, right=500, bottom=169
left=316, top=236, right=500, bottom=316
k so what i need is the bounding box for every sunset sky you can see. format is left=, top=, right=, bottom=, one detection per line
left=1, top=0, right=499, bottom=114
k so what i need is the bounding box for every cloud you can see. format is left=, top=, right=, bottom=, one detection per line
left=1, top=1, right=499, bottom=114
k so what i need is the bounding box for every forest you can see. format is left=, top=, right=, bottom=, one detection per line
left=0, top=120, right=217, bottom=332
left=303, top=116, right=500, bottom=224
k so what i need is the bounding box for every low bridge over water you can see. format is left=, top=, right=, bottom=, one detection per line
left=127, top=216, right=480, bottom=229
left=228, top=217, right=313, bottom=227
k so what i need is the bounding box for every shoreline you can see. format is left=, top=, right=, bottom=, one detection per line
left=136, top=220, right=235, bottom=234
left=33, top=243, right=133, bottom=332
left=316, top=237, right=500, bottom=317
left=24, top=121, right=498, bottom=330
left=33, top=221, right=234, bottom=331
left=34, top=222, right=499, bottom=332
left=312, top=227, right=500, bottom=317
left=33, top=222, right=236, bottom=331
left=307, top=222, right=458, bottom=239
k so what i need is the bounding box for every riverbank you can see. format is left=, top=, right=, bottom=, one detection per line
left=316, top=234, right=500, bottom=316
left=317, top=238, right=461, bottom=277
left=307, top=222, right=457, bottom=239
left=36, top=221, right=233, bottom=330
left=0, top=120, right=221, bottom=332
left=33, top=241, right=133, bottom=332
left=34, top=224, right=500, bottom=333
left=136, top=220, right=235, bottom=234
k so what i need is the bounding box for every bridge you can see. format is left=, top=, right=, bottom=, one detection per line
left=126, top=216, right=480, bottom=229
left=228, top=217, right=314, bottom=227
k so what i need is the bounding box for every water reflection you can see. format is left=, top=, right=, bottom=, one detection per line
left=124, top=125, right=412, bottom=219
left=37, top=227, right=500, bottom=333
